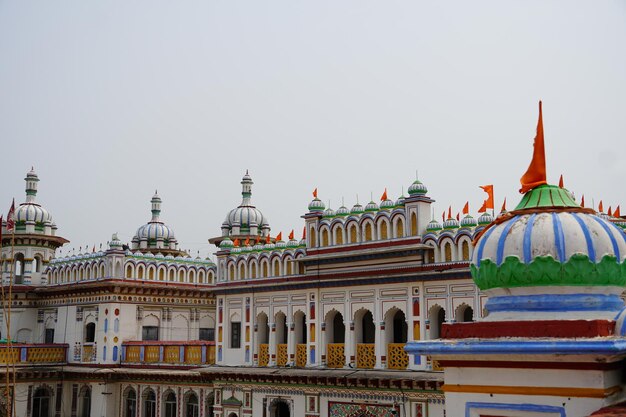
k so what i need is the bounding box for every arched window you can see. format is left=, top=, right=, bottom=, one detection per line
left=164, top=392, right=176, bottom=417
left=272, top=259, right=280, bottom=277
left=294, top=311, right=307, bottom=344
left=15, top=253, right=25, bottom=284
left=169, top=269, right=175, bottom=281
left=326, top=311, right=345, bottom=344
left=395, top=218, right=404, bottom=238
left=143, top=389, right=156, bottom=417
left=185, top=393, right=199, bottom=417
left=285, top=258, right=293, bottom=275
left=32, top=387, right=51, bottom=417
left=148, top=267, right=155, bottom=280
left=333, top=225, right=344, bottom=245
left=309, top=227, right=317, bottom=248
left=158, top=268, right=165, bottom=281
left=229, top=264, right=236, bottom=280
left=126, top=265, right=133, bottom=278
left=363, top=222, right=373, bottom=242
left=461, top=240, right=470, bottom=261
left=238, top=263, right=246, bottom=280
left=189, top=270, right=195, bottom=283
left=79, top=387, right=91, bottom=417
left=124, top=388, right=137, bottom=417
left=456, top=304, right=474, bottom=323
left=355, top=309, right=375, bottom=344
left=33, top=255, right=42, bottom=273
left=261, top=261, right=269, bottom=278
left=250, top=263, right=257, bottom=279
left=179, top=269, right=185, bottom=282
left=379, top=220, right=389, bottom=240
left=198, top=270, right=205, bottom=283
left=349, top=225, right=358, bottom=244
left=444, top=242, right=452, bottom=262
left=411, top=212, right=417, bottom=235
left=429, top=306, right=445, bottom=339
left=84, top=323, right=96, bottom=343
left=137, top=265, right=144, bottom=280
left=321, top=228, right=330, bottom=247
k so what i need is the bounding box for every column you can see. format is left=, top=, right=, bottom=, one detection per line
left=375, top=321, right=384, bottom=369
left=268, top=322, right=276, bottom=366
left=345, top=320, right=354, bottom=368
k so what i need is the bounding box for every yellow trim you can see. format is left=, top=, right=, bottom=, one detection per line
left=442, top=384, right=621, bottom=398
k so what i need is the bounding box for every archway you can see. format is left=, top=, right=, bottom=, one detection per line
left=270, top=399, right=291, bottom=417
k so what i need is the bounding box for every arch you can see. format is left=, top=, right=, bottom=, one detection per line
left=163, top=390, right=177, bottom=417
left=157, top=266, right=165, bottom=281
left=257, top=312, right=269, bottom=345
left=188, top=269, right=196, bottom=283
left=78, top=386, right=91, bottom=417
left=460, top=239, right=471, bottom=261
left=208, top=270, right=215, bottom=284
left=178, top=268, right=186, bottom=282
left=309, top=226, right=317, bottom=248
left=354, top=308, right=375, bottom=344
left=137, top=264, right=145, bottom=280
left=205, top=392, right=215, bottom=417
left=443, top=241, right=453, bottom=262
left=15, top=253, right=25, bottom=282
left=123, top=386, right=137, bottom=417
left=394, top=216, right=405, bottom=238
left=455, top=303, right=474, bottom=323
left=332, top=224, right=345, bottom=245
left=184, top=391, right=199, bottom=417
left=384, top=308, right=407, bottom=344
left=325, top=310, right=345, bottom=343
left=84, top=322, right=96, bottom=343
left=272, top=258, right=281, bottom=277
left=428, top=305, right=446, bottom=339
left=32, top=386, right=53, bottom=417
left=142, top=388, right=156, bottom=417
left=148, top=265, right=156, bottom=280
left=171, top=314, right=189, bottom=340
left=168, top=268, right=175, bottom=282
left=269, top=398, right=291, bottom=417
left=198, top=269, right=205, bottom=283
left=320, top=226, right=330, bottom=247
left=126, top=264, right=134, bottom=279
left=411, top=212, right=418, bottom=235
left=238, top=261, right=246, bottom=280
left=348, top=223, right=359, bottom=244
left=33, top=254, right=43, bottom=273
left=363, top=221, right=374, bottom=242
left=260, top=259, right=269, bottom=278
left=275, top=311, right=287, bottom=345
left=100, top=263, right=106, bottom=278
left=293, top=310, right=307, bottom=344
left=250, top=261, right=257, bottom=279
left=378, top=217, right=389, bottom=240
left=284, top=255, right=294, bottom=276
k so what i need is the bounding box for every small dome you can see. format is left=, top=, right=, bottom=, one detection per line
left=265, top=242, right=276, bottom=250
left=308, top=198, right=325, bottom=213
left=132, top=192, right=180, bottom=254
left=220, top=238, right=234, bottom=249
left=408, top=180, right=428, bottom=196
left=275, top=240, right=287, bottom=250
left=364, top=201, right=379, bottom=212
left=443, top=217, right=460, bottom=230
left=222, top=172, right=270, bottom=237
left=299, top=238, right=306, bottom=247
left=380, top=199, right=394, bottom=210
left=253, top=242, right=264, bottom=251
left=287, top=238, right=299, bottom=248
left=460, top=215, right=478, bottom=228
left=426, top=219, right=442, bottom=233
left=395, top=195, right=406, bottom=207
left=323, top=207, right=335, bottom=218
left=336, top=206, right=350, bottom=217
left=477, top=212, right=494, bottom=225
left=350, top=203, right=364, bottom=215
left=231, top=246, right=242, bottom=254
left=14, top=168, right=54, bottom=228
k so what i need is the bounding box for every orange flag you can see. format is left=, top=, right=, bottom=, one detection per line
left=599, top=200, right=604, bottom=213
left=276, top=232, right=282, bottom=241
left=478, top=200, right=488, bottom=213
left=501, top=198, right=507, bottom=212
left=447, top=206, right=452, bottom=219
left=480, top=185, right=494, bottom=209
left=456, top=212, right=460, bottom=221
left=442, top=211, right=445, bottom=222
left=608, top=206, right=613, bottom=217
left=581, top=195, right=585, bottom=208
left=462, top=202, right=469, bottom=215
left=313, top=188, right=318, bottom=198
left=244, top=237, right=250, bottom=246
left=265, top=234, right=270, bottom=244
left=288, top=229, right=294, bottom=240
left=302, top=226, right=306, bottom=239
left=233, top=238, right=240, bottom=247
left=615, top=206, right=621, bottom=217
left=380, top=188, right=388, bottom=201
left=558, top=174, right=564, bottom=188
left=520, top=101, right=547, bottom=193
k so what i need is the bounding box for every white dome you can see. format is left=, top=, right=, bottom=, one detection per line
left=15, top=203, right=52, bottom=224
left=222, top=172, right=270, bottom=235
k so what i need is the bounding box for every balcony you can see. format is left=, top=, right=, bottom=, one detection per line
left=387, top=343, right=408, bottom=370
left=258, top=343, right=269, bottom=367
left=121, top=341, right=215, bottom=366
left=0, top=344, right=68, bottom=365
left=326, top=343, right=345, bottom=368
left=276, top=344, right=288, bottom=367
left=295, top=344, right=307, bottom=368
left=356, top=343, right=375, bottom=369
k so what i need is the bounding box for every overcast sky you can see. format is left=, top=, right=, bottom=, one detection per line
left=1, top=1, right=625, bottom=259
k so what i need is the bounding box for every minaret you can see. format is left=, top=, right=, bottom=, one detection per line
left=151, top=191, right=162, bottom=223
left=240, top=170, right=253, bottom=207
left=25, top=167, right=39, bottom=204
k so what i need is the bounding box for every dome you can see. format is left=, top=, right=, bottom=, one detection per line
left=364, top=201, right=379, bottom=212
left=477, top=212, right=494, bottom=225
left=133, top=192, right=178, bottom=244
left=380, top=199, right=394, bottom=210
left=395, top=195, right=406, bottom=207
left=471, top=184, right=626, bottom=293
left=299, top=238, right=307, bottom=247
left=408, top=180, right=428, bottom=196
left=350, top=203, right=364, bottom=215
left=14, top=168, right=54, bottom=227
left=336, top=206, right=349, bottom=217
left=219, top=238, right=234, bottom=249
left=443, top=217, right=460, bottom=230
left=265, top=242, right=276, bottom=250
left=323, top=207, right=335, bottom=218
left=308, top=198, right=325, bottom=213
left=223, top=172, right=270, bottom=237
left=231, top=246, right=242, bottom=254
left=426, top=219, right=442, bottom=233
left=275, top=240, right=287, bottom=250
left=460, top=215, right=478, bottom=228
left=287, top=238, right=299, bottom=248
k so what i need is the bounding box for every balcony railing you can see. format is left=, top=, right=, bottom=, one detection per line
left=258, top=343, right=269, bottom=367
left=295, top=344, right=307, bottom=367
left=356, top=343, right=375, bottom=369
left=327, top=343, right=345, bottom=369
left=276, top=344, right=288, bottom=367
left=387, top=343, right=408, bottom=370
left=121, top=341, right=215, bottom=366
left=0, top=344, right=67, bottom=365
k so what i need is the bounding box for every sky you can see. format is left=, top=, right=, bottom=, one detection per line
left=1, top=1, right=625, bottom=260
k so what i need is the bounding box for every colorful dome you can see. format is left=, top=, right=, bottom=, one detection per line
left=322, top=207, right=335, bottom=218
left=275, top=240, right=287, bottom=250
left=336, top=206, right=350, bottom=217
left=426, top=219, right=443, bottom=233
left=308, top=198, right=325, bottom=213
left=286, top=238, right=299, bottom=248
left=350, top=203, right=364, bottom=215
left=15, top=168, right=54, bottom=226
left=133, top=192, right=178, bottom=246
left=231, top=246, right=242, bottom=254
left=219, top=238, right=234, bottom=249
left=460, top=215, right=478, bottom=228
left=443, top=217, right=460, bottom=230
left=364, top=201, right=379, bottom=212
left=380, top=199, right=394, bottom=210
left=477, top=212, right=494, bottom=225
left=471, top=184, right=626, bottom=293
left=223, top=172, right=270, bottom=235
left=408, top=180, right=428, bottom=196
left=395, top=195, right=406, bottom=207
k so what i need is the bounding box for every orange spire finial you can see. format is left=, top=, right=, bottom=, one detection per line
left=462, top=201, right=469, bottom=215
left=244, top=237, right=250, bottom=246
left=608, top=206, right=613, bottom=217
left=233, top=238, right=240, bottom=247
left=265, top=234, right=270, bottom=244
left=456, top=212, right=460, bottom=221
left=615, top=206, right=621, bottom=218
left=520, top=101, right=547, bottom=193
left=558, top=174, right=564, bottom=188
left=447, top=206, right=452, bottom=219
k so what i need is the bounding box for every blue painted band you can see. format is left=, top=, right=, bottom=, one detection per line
left=476, top=223, right=498, bottom=267
left=485, top=293, right=624, bottom=312
left=405, top=338, right=626, bottom=356
left=608, top=220, right=626, bottom=244
left=496, top=217, right=518, bottom=266
left=523, top=213, right=536, bottom=263
left=551, top=212, right=566, bottom=262
left=571, top=212, right=596, bottom=262
left=592, top=215, right=621, bottom=260
left=466, top=402, right=565, bottom=417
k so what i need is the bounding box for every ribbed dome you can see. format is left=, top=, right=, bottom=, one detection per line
left=380, top=199, right=394, bottom=210
left=287, top=238, right=299, bottom=248
left=219, top=238, right=234, bottom=249
left=131, top=191, right=182, bottom=255
left=275, top=240, right=287, bottom=250
left=426, top=219, right=443, bottom=233
left=395, top=195, right=406, bottom=207
left=460, top=215, right=478, bottom=228
left=408, top=180, right=428, bottom=196
left=443, top=217, right=460, bottom=230
left=322, top=207, right=335, bottom=218
left=223, top=172, right=270, bottom=236
left=350, top=203, right=364, bottom=215
left=364, top=201, right=379, bottom=212
left=478, top=212, right=494, bottom=225
left=308, top=198, right=325, bottom=213
left=336, top=206, right=350, bottom=217
left=15, top=168, right=54, bottom=227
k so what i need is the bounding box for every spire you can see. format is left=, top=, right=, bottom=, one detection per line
left=151, top=190, right=162, bottom=222
left=24, top=167, right=39, bottom=204
left=240, top=171, right=254, bottom=207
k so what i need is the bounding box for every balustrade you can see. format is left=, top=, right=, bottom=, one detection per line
left=258, top=344, right=269, bottom=367
left=327, top=343, right=345, bottom=368
left=387, top=343, right=408, bottom=370
left=356, top=343, right=375, bottom=369
left=0, top=344, right=67, bottom=365
left=121, top=341, right=215, bottom=366
left=277, top=344, right=288, bottom=367
left=295, top=344, right=307, bottom=368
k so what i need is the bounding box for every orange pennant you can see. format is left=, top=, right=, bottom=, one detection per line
left=501, top=198, right=507, bottom=212
left=558, top=174, right=564, bottom=188
left=608, top=206, right=613, bottom=217
left=581, top=195, right=585, bottom=208
left=313, top=188, right=318, bottom=198
left=244, top=237, right=250, bottom=246
left=288, top=229, right=294, bottom=240
left=599, top=200, right=604, bottom=213
left=615, top=206, right=621, bottom=218
left=456, top=213, right=460, bottom=221
left=447, top=206, right=452, bottom=220
left=478, top=200, right=488, bottom=213
left=265, top=234, right=270, bottom=244
left=520, top=101, right=547, bottom=193
left=480, top=185, right=494, bottom=209
left=462, top=202, right=469, bottom=215
left=276, top=232, right=282, bottom=241
left=302, top=226, right=306, bottom=239
left=380, top=188, right=388, bottom=201
left=233, top=238, right=240, bottom=247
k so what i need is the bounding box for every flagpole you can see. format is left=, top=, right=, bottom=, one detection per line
left=0, top=219, right=8, bottom=417
left=7, top=228, right=14, bottom=417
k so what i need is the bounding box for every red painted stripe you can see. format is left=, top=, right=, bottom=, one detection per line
left=442, top=320, right=615, bottom=339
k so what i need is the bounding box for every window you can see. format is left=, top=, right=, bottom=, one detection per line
left=185, top=393, right=199, bottom=417
left=199, top=328, right=215, bottom=341
left=230, top=322, right=241, bottom=348
left=142, top=326, right=159, bottom=341
left=79, top=388, right=91, bottom=417
left=125, top=389, right=137, bottom=417
left=32, top=388, right=51, bottom=417
left=143, top=390, right=156, bottom=417
left=84, top=323, right=96, bottom=343
left=45, top=328, right=55, bottom=344
left=164, top=392, right=176, bottom=417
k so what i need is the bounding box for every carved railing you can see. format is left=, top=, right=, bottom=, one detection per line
left=387, top=343, right=408, bottom=370
left=356, top=343, right=375, bottom=369
left=0, top=344, right=67, bottom=365
left=326, top=343, right=345, bottom=369
left=121, top=341, right=215, bottom=366
left=258, top=344, right=269, bottom=367
left=295, top=344, right=307, bottom=368
left=82, top=344, right=96, bottom=363
left=277, top=344, right=288, bottom=367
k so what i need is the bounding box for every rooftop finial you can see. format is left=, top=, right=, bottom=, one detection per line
left=240, top=171, right=254, bottom=206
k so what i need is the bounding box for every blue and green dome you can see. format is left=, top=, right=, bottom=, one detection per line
left=426, top=219, right=443, bottom=233
left=308, top=198, right=325, bottom=213
left=408, top=180, right=428, bottom=196
left=364, top=201, right=379, bottom=212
